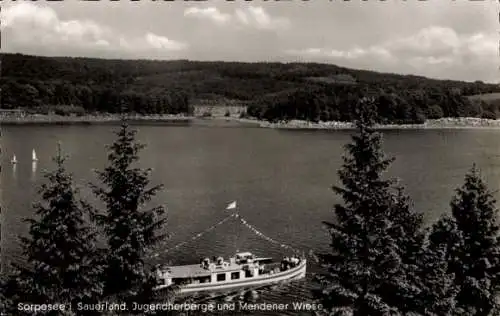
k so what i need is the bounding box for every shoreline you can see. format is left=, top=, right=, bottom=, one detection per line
left=196, top=116, right=500, bottom=130
left=0, top=114, right=193, bottom=126
left=258, top=117, right=500, bottom=130
left=2, top=114, right=500, bottom=130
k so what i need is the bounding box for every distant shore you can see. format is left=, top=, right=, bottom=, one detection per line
left=2, top=114, right=500, bottom=130
left=0, top=114, right=193, bottom=126
left=202, top=116, right=500, bottom=130
left=258, top=117, right=500, bottom=130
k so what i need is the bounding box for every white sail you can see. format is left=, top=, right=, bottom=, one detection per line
left=11, top=154, right=17, bottom=164
left=32, top=149, right=38, bottom=162
left=226, top=201, right=237, bottom=210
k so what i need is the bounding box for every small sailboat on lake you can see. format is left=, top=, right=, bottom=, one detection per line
left=32, top=149, right=38, bottom=162
left=11, top=154, right=17, bottom=164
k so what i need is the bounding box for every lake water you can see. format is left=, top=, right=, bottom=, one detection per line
left=2, top=124, right=500, bottom=315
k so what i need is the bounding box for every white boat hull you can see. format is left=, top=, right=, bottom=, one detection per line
left=178, top=259, right=306, bottom=294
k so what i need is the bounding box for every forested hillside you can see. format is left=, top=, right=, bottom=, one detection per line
left=2, top=53, right=500, bottom=123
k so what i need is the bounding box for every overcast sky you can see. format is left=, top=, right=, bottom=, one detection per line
left=1, top=1, right=498, bottom=82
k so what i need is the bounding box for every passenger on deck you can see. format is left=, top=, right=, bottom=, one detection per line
left=155, top=265, right=163, bottom=278
left=201, top=258, right=210, bottom=269
left=281, top=257, right=291, bottom=271
left=217, top=257, right=224, bottom=265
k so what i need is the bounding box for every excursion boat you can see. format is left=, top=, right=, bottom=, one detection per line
left=153, top=252, right=306, bottom=294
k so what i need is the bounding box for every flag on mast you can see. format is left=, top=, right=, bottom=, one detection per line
left=226, top=201, right=237, bottom=210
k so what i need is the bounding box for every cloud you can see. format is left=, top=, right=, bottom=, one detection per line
left=386, top=26, right=461, bottom=58
left=145, top=33, right=187, bottom=51
left=285, top=46, right=393, bottom=63
left=183, top=7, right=231, bottom=25
left=184, top=6, right=290, bottom=30
left=1, top=2, right=188, bottom=58
left=285, top=26, right=496, bottom=82
left=2, top=2, right=494, bottom=82
left=234, top=7, right=290, bottom=30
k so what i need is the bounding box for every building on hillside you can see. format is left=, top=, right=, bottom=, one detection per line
left=0, top=109, right=26, bottom=118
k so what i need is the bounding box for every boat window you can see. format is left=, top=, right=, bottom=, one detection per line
left=199, top=276, right=211, bottom=283
left=173, top=278, right=188, bottom=285
left=231, top=272, right=240, bottom=280
left=245, top=269, right=253, bottom=278
left=217, top=273, right=226, bottom=282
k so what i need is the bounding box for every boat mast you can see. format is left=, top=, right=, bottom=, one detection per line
left=225, top=201, right=239, bottom=253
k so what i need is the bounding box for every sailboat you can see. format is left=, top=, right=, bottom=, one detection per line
left=32, top=149, right=38, bottom=162
left=11, top=154, right=17, bottom=164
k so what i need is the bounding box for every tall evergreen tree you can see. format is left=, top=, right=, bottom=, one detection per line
left=429, top=165, right=500, bottom=315
left=414, top=220, right=459, bottom=316
left=315, top=97, right=424, bottom=315
left=389, top=187, right=425, bottom=265
left=91, top=123, right=167, bottom=305
left=2, top=143, right=102, bottom=315
left=382, top=186, right=427, bottom=314
left=383, top=187, right=458, bottom=316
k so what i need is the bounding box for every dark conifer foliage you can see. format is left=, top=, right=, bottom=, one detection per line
left=2, top=143, right=103, bottom=315
left=389, top=187, right=425, bottom=264
left=91, top=123, right=167, bottom=306
left=315, top=97, right=426, bottom=315
left=414, top=224, right=459, bottom=316
left=429, top=165, right=500, bottom=315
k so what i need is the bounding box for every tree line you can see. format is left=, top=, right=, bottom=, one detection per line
left=2, top=53, right=500, bottom=123
left=1, top=78, right=192, bottom=116
left=2, top=97, right=500, bottom=315
left=246, top=85, right=499, bottom=124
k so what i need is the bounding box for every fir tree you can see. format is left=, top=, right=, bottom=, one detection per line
left=389, top=187, right=425, bottom=265
left=382, top=187, right=427, bottom=315
left=429, top=165, right=500, bottom=315
left=91, top=123, right=167, bottom=305
left=382, top=186, right=459, bottom=316
left=315, top=97, right=424, bottom=315
left=3, top=143, right=103, bottom=315
left=414, top=222, right=459, bottom=316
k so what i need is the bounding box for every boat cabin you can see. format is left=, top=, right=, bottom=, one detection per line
left=235, top=252, right=254, bottom=264
left=155, top=252, right=260, bottom=286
